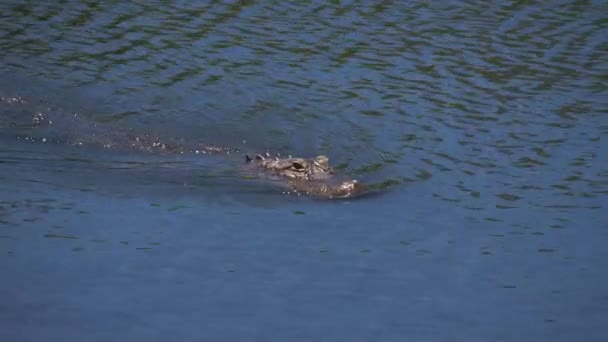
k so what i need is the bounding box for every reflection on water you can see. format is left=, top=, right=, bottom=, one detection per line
left=1, top=1, right=607, bottom=341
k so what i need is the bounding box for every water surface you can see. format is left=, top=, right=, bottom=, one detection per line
left=1, top=1, right=607, bottom=341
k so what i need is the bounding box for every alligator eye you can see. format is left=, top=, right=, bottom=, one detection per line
left=291, top=162, right=305, bottom=170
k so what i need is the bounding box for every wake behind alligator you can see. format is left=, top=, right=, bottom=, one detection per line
left=1, top=96, right=367, bottom=199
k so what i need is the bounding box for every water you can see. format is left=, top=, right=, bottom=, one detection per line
left=1, top=1, right=607, bottom=341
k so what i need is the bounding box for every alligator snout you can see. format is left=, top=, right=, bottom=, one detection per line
left=305, top=179, right=367, bottom=199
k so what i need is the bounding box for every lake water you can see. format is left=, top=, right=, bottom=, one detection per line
left=1, top=1, right=607, bottom=341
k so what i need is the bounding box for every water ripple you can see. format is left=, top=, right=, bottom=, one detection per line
left=0, top=0, right=606, bottom=208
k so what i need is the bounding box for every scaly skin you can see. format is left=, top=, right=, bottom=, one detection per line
left=245, top=153, right=366, bottom=199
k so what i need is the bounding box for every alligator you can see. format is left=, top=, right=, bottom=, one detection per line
left=244, top=153, right=366, bottom=199
left=1, top=96, right=367, bottom=199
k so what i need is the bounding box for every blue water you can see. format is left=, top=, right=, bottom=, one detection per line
left=1, top=1, right=607, bottom=341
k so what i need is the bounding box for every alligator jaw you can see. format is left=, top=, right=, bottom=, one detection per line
left=288, top=179, right=367, bottom=199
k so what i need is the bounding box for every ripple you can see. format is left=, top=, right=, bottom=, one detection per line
left=0, top=0, right=606, bottom=209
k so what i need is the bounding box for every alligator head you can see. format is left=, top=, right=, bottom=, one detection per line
left=245, top=153, right=366, bottom=199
